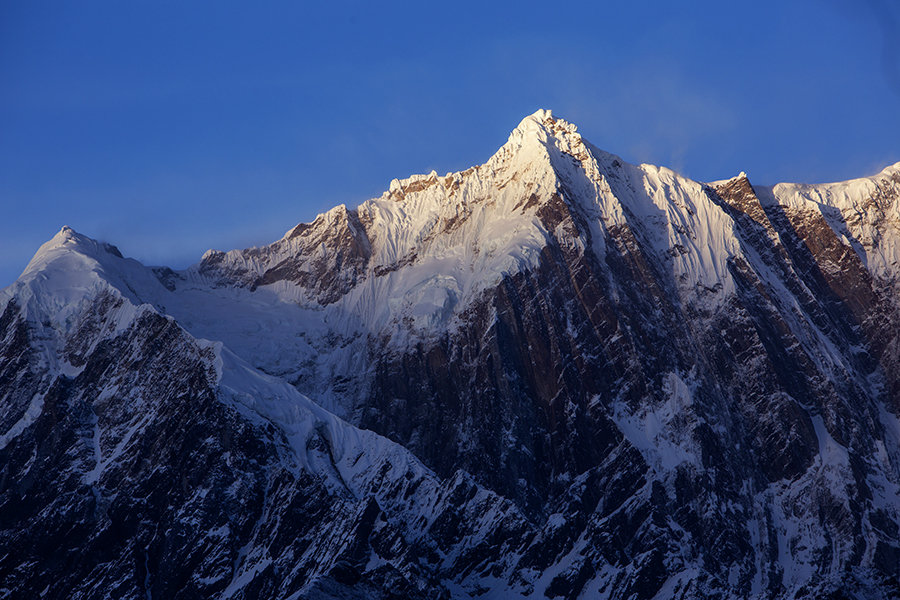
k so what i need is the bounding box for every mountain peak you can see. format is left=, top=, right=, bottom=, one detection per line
left=6, top=110, right=900, bottom=600
left=508, top=108, right=581, bottom=145
left=514, top=108, right=556, bottom=130
left=51, top=224, right=81, bottom=245
left=18, top=226, right=126, bottom=286
left=32, top=225, right=98, bottom=261
left=489, top=109, right=598, bottom=181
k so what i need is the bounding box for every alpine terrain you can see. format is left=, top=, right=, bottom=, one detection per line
left=2, top=110, right=900, bottom=599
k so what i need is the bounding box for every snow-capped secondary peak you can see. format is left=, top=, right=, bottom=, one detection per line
left=2, top=225, right=171, bottom=339
left=44, top=225, right=91, bottom=251
left=707, top=171, right=750, bottom=187
left=20, top=226, right=123, bottom=279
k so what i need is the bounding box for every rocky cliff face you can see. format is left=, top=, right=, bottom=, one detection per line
left=2, top=111, right=900, bottom=599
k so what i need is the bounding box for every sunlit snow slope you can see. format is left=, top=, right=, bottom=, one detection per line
left=3, top=110, right=900, bottom=600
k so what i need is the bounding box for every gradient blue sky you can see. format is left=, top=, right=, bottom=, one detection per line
left=2, top=0, right=899, bottom=286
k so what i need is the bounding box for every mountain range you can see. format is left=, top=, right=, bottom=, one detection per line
left=2, top=110, right=899, bottom=599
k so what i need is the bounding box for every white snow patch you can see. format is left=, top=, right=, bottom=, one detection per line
left=611, top=372, right=701, bottom=472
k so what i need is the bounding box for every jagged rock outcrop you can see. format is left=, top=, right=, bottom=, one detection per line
left=2, top=110, right=900, bottom=599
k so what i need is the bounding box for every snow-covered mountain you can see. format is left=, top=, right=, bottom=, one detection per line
left=2, top=110, right=900, bottom=599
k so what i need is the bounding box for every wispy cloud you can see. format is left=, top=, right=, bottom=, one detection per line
left=865, top=0, right=900, bottom=97
left=507, top=52, right=739, bottom=177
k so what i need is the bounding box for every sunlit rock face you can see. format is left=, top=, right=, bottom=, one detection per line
left=2, top=111, right=900, bottom=599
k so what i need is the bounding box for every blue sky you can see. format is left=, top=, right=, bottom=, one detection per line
left=2, top=0, right=899, bottom=286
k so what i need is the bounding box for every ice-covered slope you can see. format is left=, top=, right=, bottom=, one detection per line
left=766, top=163, right=900, bottom=280
left=187, top=110, right=570, bottom=368
left=3, top=110, right=900, bottom=599
left=0, top=222, right=541, bottom=599
left=182, top=111, right=900, bottom=377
